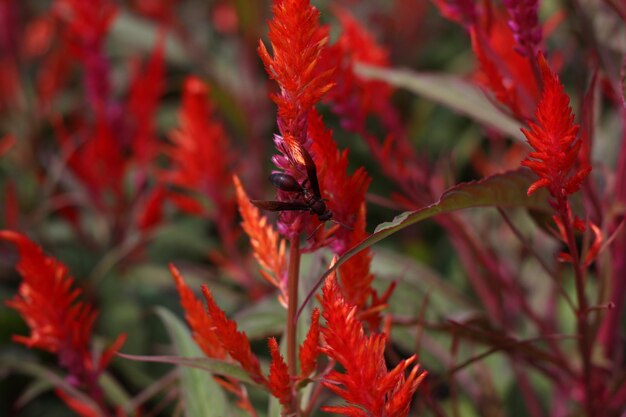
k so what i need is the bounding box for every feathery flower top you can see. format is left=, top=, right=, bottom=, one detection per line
left=3, top=231, right=125, bottom=393
left=166, top=76, right=234, bottom=218
left=258, top=0, right=334, bottom=238
left=258, top=0, right=333, bottom=141
left=521, top=55, right=591, bottom=200
left=320, top=276, right=426, bottom=417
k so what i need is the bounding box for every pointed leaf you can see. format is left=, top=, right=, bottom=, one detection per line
left=155, top=307, right=230, bottom=417
left=355, top=64, right=524, bottom=141
left=117, top=353, right=259, bottom=386
left=299, top=169, right=550, bottom=317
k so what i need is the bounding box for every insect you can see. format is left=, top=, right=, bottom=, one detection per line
left=251, top=143, right=334, bottom=222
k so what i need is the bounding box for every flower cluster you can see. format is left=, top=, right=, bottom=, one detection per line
left=3, top=231, right=125, bottom=416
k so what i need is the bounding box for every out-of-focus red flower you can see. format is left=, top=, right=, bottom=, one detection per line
left=165, top=76, right=235, bottom=225
left=268, top=337, right=293, bottom=406
left=201, top=285, right=267, bottom=385
left=432, top=0, right=478, bottom=27
left=127, top=38, right=165, bottom=166
left=54, top=0, right=117, bottom=49
left=321, top=7, right=399, bottom=133
left=521, top=54, right=591, bottom=200
left=2, top=231, right=126, bottom=405
left=298, top=308, right=320, bottom=379
left=170, top=264, right=228, bottom=359
left=502, top=0, right=542, bottom=57
left=212, top=1, right=239, bottom=35
left=54, top=0, right=117, bottom=107
left=471, top=15, right=541, bottom=119
left=320, top=276, right=426, bottom=417
left=58, top=112, right=126, bottom=205
left=131, top=0, right=180, bottom=25
left=234, top=175, right=288, bottom=304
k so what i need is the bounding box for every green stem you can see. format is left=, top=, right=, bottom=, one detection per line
left=287, top=236, right=301, bottom=416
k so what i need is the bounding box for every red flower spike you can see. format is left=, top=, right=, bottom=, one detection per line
left=299, top=308, right=320, bottom=378
left=268, top=337, right=293, bottom=406
left=2, top=231, right=125, bottom=406
left=521, top=54, right=591, bottom=200
left=308, top=111, right=371, bottom=252
left=169, top=264, right=227, bottom=359
left=320, top=276, right=425, bottom=417
left=165, top=76, right=235, bottom=226
left=201, top=285, right=267, bottom=385
left=127, top=37, right=165, bottom=165
left=470, top=28, right=524, bottom=118
left=258, top=0, right=334, bottom=141
left=234, top=175, right=288, bottom=304
left=321, top=7, right=399, bottom=133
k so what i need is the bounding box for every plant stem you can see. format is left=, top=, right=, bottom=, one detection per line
left=287, top=236, right=301, bottom=416
left=559, top=203, right=595, bottom=417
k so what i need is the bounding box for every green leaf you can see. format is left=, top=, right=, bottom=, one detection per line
left=155, top=307, right=230, bottom=417
left=298, top=169, right=550, bottom=317
left=0, top=359, right=104, bottom=416
left=355, top=64, right=524, bottom=141
left=117, top=352, right=259, bottom=386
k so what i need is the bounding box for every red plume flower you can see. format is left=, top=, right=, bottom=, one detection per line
left=268, top=337, right=293, bottom=406
left=200, top=285, right=267, bottom=385
left=320, top=276, right=426, bottom=417
left=321, top=7, right=399, bottom=133
left=2, top=230, right=125, bottom=409
left=521, top=54, right=591, bottom=201
left=234, top=175, right=288, bottom=304
left=169, top=264, right=227, bottom=359
left=258, top=0, right=334, bottom=237
left=165, top=76, right=236, bottom=226
left=298, top=308, right=320, bottom=379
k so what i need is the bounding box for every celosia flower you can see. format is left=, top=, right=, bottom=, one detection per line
left=502, top=0, right=542, bottom=57
left=320, top=276, right=426, bottom=417
left=321, top=7, right=399, bottom=133
left=165, top=76, right=236, bottom=230
left=268, top=337, right=293, bottom=406
left=127, top=38, right=165, bottom=166
left=54, top=0, right=117, bottom=107
left=169, top=264, right=227, bottom=359
left=298, top=308, right=320, bottom=379
left=2, top=230, right=125, bottom=407
left=521, top=54, right=591, bottom=201
left=234, top=175, right=288, bottom=304
left=200, top=285, right=267, bottom=385
left=258, top=0, right=334, bottom=237
left=470, top=15, right=541, bottom=120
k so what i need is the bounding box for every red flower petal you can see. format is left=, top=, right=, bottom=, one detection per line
left=299, top=308, right=320, bottom=378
